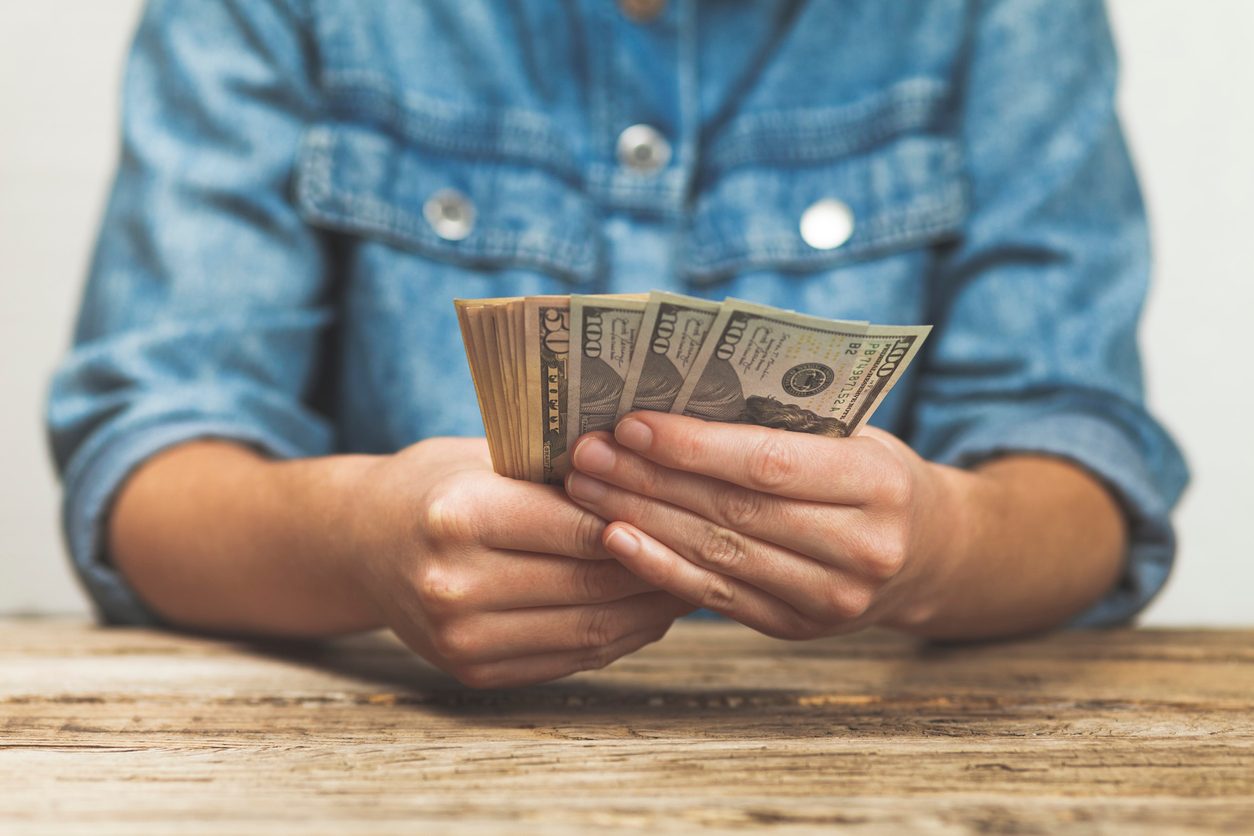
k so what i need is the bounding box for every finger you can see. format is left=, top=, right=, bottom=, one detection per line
left=600, top=521, right=824, bottom=640
left=612, top=411, right=893, bottom=502
left=566, top=471, right=858, bottom=623
left=449, top=623, right=673, bottom=689
left=430, top=550, right=658, bottom=609
left=429, top=591, right=693, bottom=665
left=435, top=476, right=612, bottom=560
left=572, top=433, right=868, bottom=573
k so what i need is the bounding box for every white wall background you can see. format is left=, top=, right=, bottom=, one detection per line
left=1, top=1, right=1251, bottom=623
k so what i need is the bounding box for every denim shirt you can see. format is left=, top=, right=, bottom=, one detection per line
left=48, top=0, right=1188, bottom=627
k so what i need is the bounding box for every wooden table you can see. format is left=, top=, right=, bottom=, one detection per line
left=1, top=618, right=1251, bottom=834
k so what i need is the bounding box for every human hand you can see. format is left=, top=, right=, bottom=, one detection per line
left=563, top=413, right=974, bottom=639
left=352, top=437, right=694, bottom=687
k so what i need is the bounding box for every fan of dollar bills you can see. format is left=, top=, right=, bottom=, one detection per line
left=455, top=292, right=930, bottom=484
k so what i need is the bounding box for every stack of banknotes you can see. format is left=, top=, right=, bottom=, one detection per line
left=455, top=292, right=931, bottom=484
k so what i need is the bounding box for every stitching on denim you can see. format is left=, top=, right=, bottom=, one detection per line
left=706, top=78, right=949, bottom=174
left=321, top=69, right=582, bottom=183
left=296, top=128, right=334, bottom=206
left=294, top=125, right=598, bottom=279
left=323, top=187, right=596, bottom=270
left=682, top=183, right=968, bottom=280
left=585, top=161, right=688, bottom=217
left=324, top=69, right=563, bottom=142
left=688, top=187, right=966, bottom=262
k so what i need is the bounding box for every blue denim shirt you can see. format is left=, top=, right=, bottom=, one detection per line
left=48, top=0, right=1188, bottom=628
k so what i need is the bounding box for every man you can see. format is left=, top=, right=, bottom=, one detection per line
left=48, top=0, right=1186, bottom=688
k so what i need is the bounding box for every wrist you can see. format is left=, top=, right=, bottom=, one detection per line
left=881, top=461, right=986, bottom=633
left=274, top=451, right=389, bottom=633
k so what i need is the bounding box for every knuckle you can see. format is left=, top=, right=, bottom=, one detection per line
left=698, top=572, right=737, bottom=611
left=831, top=585, right=875, bottom=621
left=714, top=483, right=767, bottom=530
left=632, top=460, right=664, bottom=498
left=423, top=477, right=479, bottom=545
left=696, top=526, right=748, bottom=572
left=416, top=563, right=475, bottom=612
left=747, top=435, right=796, bottom=492
left=429, top=621, right=480, bottom=662
left=578, top=607, right=618, bottom=649
left=572, top=560, right=611, bottom=602
left=862, top=529, right=908, bottom=581
left=571, top=512, right=607, bottom=558
left=821, top=581, right=848, bottom=618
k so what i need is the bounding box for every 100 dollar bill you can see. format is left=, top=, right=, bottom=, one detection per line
left=616, top=292, right=721, bottom=417
left=671, top=299, right=930, bottom=438
left=567, top=295, right=648, bottom=450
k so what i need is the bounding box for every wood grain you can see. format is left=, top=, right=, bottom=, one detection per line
left=1, top=618, right=1251, bottom=834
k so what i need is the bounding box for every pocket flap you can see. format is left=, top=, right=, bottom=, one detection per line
left=295, top=122, right=601, bottom=283
left=683, top=132, right=968, bottom=283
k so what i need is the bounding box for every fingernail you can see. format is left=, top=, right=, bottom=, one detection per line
left=573, top=437, right=615, bottom=474
left=615, top=418, right=653, bottom=452
left=605, top=526, right=640, bottom=558
left=565, top=472, right=608, bottom=502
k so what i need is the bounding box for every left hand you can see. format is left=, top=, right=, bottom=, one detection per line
left=563, top=412, right=974, bottom=639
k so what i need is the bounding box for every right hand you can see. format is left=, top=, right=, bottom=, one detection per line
left=349, top=436, right=694, bottom=688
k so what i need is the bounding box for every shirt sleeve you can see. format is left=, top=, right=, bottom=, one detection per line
left=908, top=0, right=1189, bottom=626
left=45, top=0, right=334, bottom=626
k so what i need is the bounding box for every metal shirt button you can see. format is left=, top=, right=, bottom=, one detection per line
left=617, top=124, right=671, bottom=173
left=423, top=188, right=475, bottom=241
left=799, top=198, right=855, bottom=250
left=618, top=0, right=666, bottom=23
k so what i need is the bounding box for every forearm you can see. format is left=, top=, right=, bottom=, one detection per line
left=902, top=455, right=1127, bottom=641
left=109, top=441, right=384, bottom=637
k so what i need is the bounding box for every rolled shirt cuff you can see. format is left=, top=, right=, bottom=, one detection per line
left=61, top=405, right=332, bottom=626
left=931, top=411, right=1185, bottom=627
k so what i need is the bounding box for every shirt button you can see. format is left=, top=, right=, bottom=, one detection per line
left=800, top=198, right=855, bottom=250
left=618, top=0, right=666, bottom=23
left=617, top=124, right=671, bottom=173
left=423, top=188, right=475, bottom=241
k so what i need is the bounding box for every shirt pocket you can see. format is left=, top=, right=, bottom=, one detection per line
left=293, top=120, right=601, bottom=286
left=681, top=78, right=969, bottom=285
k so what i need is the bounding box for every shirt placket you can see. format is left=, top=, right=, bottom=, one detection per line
left=586, top=0, right=696, bottom=218
left=586, top=0, right=698, bottom=294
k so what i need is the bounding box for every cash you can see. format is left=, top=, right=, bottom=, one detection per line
left=456, top=292, right=930, bottom=484
left=616, top=291, right=721, bottom=417
left=568, top=295, right=648, bottom=439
